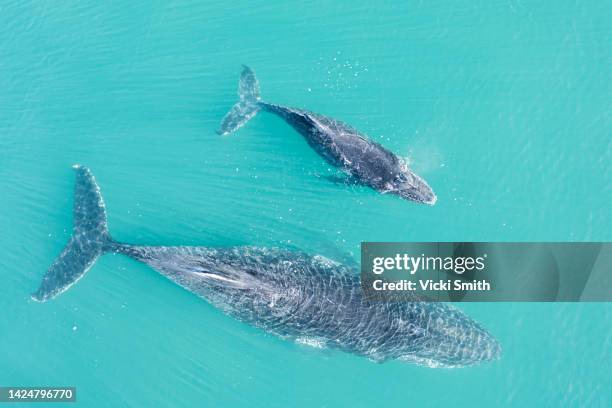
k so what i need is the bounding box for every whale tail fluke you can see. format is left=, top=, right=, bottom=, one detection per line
left=217, top=65, right=262, bottom=135
left=32, top=165, right=114, bottom=302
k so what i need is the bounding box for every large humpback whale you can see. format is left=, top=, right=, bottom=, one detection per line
left=32, top=166, right=499, bottom=367
left=218, top=66, right=437, bottom=205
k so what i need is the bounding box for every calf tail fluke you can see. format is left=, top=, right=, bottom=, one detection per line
left=217, top=65, right=261, bottom=135
left=32, top=165, right=113, bottom=302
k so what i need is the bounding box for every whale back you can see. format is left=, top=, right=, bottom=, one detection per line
left=262, top=104, right=403, bottom=185
left=117, top=244, right=359, bottom=318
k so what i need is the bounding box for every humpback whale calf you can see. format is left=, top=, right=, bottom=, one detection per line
left=218, top=66, right=437, bottom=205
left=32, top=166, right=500, bottom=367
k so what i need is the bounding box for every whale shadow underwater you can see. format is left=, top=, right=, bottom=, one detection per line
left=218, top=66, right=437, bottom=205
left=32, top=166, right=500, bottom=367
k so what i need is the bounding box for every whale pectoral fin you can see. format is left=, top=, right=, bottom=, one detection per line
left=321, top=173, right=362, bottom=186
left=367, top=353, right=386, bottom=364
left=323, top=175, right=351, bottom=184
left=381, top=182, right=396, bottom=194
left=296, top=336, right=328, bottom=350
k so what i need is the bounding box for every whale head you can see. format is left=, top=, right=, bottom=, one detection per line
left=385, top=169, right=437, bottom=205
left=393, top=303, right=502, bottom=367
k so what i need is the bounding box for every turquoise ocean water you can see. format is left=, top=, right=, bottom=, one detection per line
left=1, top=1, right=611, bottom=406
